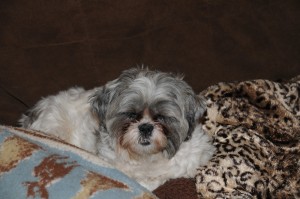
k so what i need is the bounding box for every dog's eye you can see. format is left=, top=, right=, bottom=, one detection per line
left=154, top=115, right=178, bottom=123
left=154, top=114, right=165, bottom=121
left=125, top=112, right=139, bottom=120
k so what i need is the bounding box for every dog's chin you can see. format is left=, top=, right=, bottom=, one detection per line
left=116, top=127, right=168, bottom=160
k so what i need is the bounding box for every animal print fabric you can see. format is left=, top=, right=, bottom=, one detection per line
left=196, top=76, right=300, bottom=198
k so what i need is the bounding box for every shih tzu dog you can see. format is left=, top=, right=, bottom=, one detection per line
left=20, top=67, right=215, bottom=190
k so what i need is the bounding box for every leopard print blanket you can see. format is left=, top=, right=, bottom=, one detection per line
left=196, top=76, right=300, bottom=199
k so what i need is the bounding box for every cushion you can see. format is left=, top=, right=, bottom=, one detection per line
left=0, top=126, right=157, bottom=199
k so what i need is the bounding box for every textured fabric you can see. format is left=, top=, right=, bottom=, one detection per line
left=0, top=126, right=157, bottom=199
left=196, top=76, right=300, bottom=198
left=153, top=178, right=198, bottom=199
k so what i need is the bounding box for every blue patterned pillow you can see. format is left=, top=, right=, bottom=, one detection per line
left=0, top=126, right=157, bottom=199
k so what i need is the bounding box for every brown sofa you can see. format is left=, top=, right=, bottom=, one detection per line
left=1, top=0, right=299, bottom=198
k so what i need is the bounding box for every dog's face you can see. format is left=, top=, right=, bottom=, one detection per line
left=90, top=68, right=205, bottom=159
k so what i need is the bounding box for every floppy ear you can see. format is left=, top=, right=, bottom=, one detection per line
left=89, top=68, right=139, bottom=128
left=89, top=85, right=117, bottom=128
left=185, top=94, right=206, bottom=141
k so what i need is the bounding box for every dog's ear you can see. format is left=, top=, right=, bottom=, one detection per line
left=89, top=83, right=118, bottom=128
left=185, top=94, right=206, bottom=141
left=89, top=68, right=139, bottom=127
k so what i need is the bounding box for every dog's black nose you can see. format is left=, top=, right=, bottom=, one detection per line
left=138, top=123, right=154, bottom=137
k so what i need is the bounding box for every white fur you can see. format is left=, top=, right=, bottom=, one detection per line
left=20, top=74, right=215, bottom=191
left=20, top=87, right=99, bottom=154
left=117, top=124, right=215, bottom=190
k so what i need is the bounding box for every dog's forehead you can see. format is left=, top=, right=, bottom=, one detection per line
left=113, top=73, right=190, bottom=114
left=129, top=75, right=184, bottom=96
left=118, top=93, right=183, bottom=118
left=119, top=94, right=179, bottom=111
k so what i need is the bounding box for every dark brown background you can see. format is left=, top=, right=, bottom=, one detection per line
left=0, top=0, right=299, bottom=198
left=1, top=0, right=299, bottom=126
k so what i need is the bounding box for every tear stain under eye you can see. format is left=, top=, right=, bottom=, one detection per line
left=160, top=124, right=170, bottom=136
left=121, top=122, right=131, bottom=133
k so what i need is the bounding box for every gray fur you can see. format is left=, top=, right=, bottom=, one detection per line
left=90, top=68, right=206, bottom=158
left=20, top=109, right=40, bottom=128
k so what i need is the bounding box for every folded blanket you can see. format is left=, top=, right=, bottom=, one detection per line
left=196, top=76, right=300, bottom=198
left=0, top=126, right=157, bottom=199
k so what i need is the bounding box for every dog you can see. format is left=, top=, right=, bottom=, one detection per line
left=20, top=67, right=215, bottom=190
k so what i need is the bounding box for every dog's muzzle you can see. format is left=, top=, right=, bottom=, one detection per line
left=138, top=123, right=153, bottom=145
